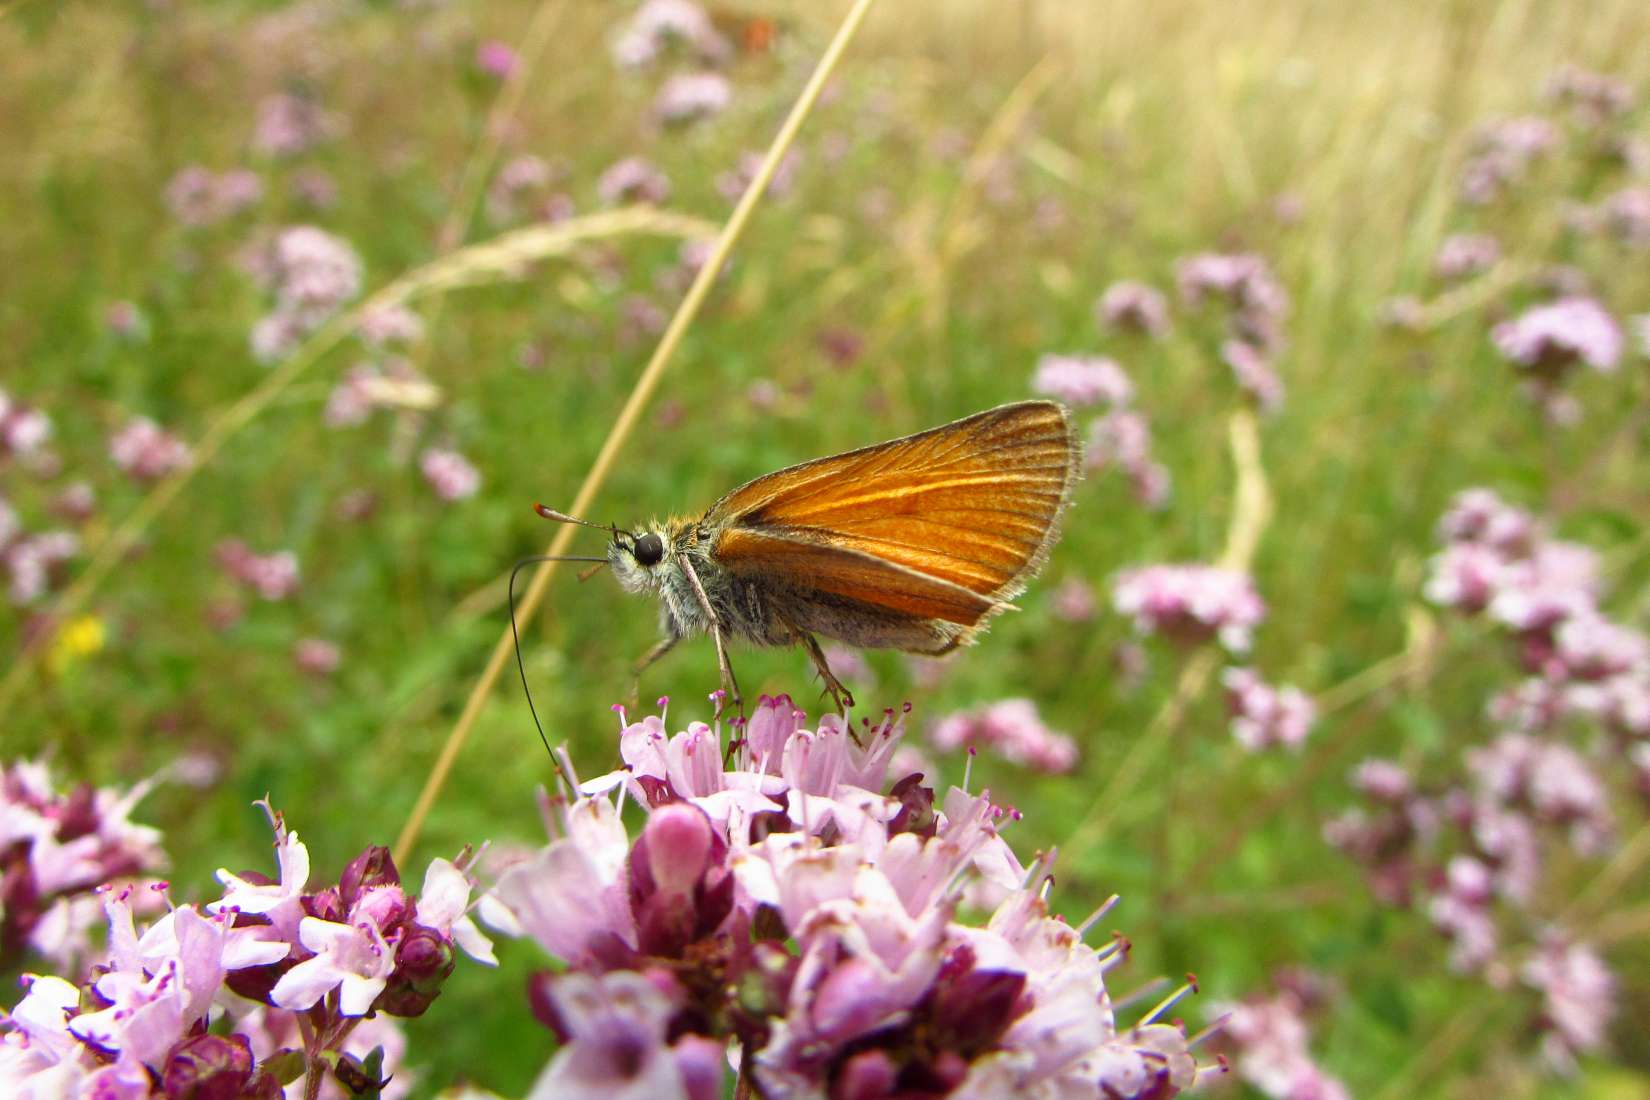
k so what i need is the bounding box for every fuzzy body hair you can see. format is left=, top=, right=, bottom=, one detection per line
left=608, top=517, right=966, bottom=655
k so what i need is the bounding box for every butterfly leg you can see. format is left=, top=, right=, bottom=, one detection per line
left=629, top=633, right=679, bottom=708
left=796, top=630, right=855, bottom=712
left=676, top=556, right=743, bottom=714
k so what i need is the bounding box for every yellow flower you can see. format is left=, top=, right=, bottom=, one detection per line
left=48, top=614, right=106, bottom=674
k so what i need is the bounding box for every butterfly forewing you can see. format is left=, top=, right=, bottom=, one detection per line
left=708, top=401, right=1079, bottom=626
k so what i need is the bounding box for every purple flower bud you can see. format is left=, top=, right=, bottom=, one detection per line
left=928, top=965, right=1028, bottom=1051
left=673, top=1035, right=726, bottom=1100
left=377, top=923, right=456, bottom=1016
left=303, top=886, right=346, bottom=924
left=162, top=1033, right=254, bottom=1100
left=340, top=845, right=401, bottom=906
left=53, top=783, right=101, bottom=841
left=629, top=802, right=733, bottom=957
left=887, top=773, right=937, bottom=838
left=831, top=1050, right=897, bottom=1100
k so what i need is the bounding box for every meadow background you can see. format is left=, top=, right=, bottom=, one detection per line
left=5, top=0, right=1650, bottom=1095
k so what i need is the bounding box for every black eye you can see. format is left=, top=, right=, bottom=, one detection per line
left=633, top=532, right=665, bottom=566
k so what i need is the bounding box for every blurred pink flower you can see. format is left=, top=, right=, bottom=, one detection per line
left=1522, top=936, right=1616, bottom=1072
left=1095, top=280, right=1170, bottom=337
left=1113, top=564, right=1266, bottom=653
left=930, top=698, right=1077, bottom=773
left=611, top=0, right=730, bottom=69
left=109, top=417, right=192, bottom=482
left=246, top=226, right=363, bottom=363
left=294, top=637, right=342, bottom=677
left=475, top=39, right=519, bottom=79
left=1218, top=988, right=1349, bottom=1100
left=104, top=300, right=149, bottom=342
left=357, top=304, right=425, bottom=349
left=420, top=447, right=482, bottom=502
left=1031, top=353, right=1133, bottom=408
left=654, top=71, right=732, bottom=124
left=1434, top=233, right=1501, bottom=280
left=1221, top=339, right=1285, bottom=413
left=1601, top=186, right=1650, bottom=248
left=166, top=166, right=263, bottom=227
left=1050, top=577, right=1097, bottom=622
left=715, top=148, right=801, bottom=202
left=291, top=166, right=338, bottom=209
left=1492, top=297, right=1623, bottom=378
left=1222, top=667, right=1315, bottom=751
left=215, top=539, right=300, bottom=600
left=252, top=91, right=339, bottom=158
left=597, top=156, right=671, bottom=205
left=1544, top=65, right=1632, bottom=127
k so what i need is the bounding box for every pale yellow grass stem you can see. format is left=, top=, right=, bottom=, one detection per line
left=0, top=209, right=713, bottom=715
left=1063, top=409, right=1270, bottom=853
left=392, top=0, right=882, bottom=866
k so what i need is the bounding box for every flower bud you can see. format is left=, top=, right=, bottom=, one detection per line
left=376, top=922, right=455, bottom=1017
left=673, top=1035, right=725, bottom=1100
left=340, top=845, right=401, bottom=906
left=161, top=1034, right=254, bottom=1100
left=832, top=1050, right=897, bottom=1100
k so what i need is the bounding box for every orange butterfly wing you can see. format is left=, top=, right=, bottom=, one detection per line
left=707, top=401, right=1079, bottom=627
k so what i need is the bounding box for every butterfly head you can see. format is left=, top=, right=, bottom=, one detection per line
left=607, top=524, right=674, bottom=594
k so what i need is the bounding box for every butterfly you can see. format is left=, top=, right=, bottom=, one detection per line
left=538, top=400, right=1079, bottom=711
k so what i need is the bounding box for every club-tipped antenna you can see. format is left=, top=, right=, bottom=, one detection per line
left=509, top=553, right=609, bottom=767
left=535, top=504, right=619, bottom=534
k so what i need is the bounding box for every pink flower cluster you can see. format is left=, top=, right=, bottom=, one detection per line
left=1216, top=978, right=1348, bottom=1100
left=1328, top=485, right=1640, bottom=1072
left=1031, top=354, right=1133, bottom=409
left=0, top=759, right=166, bottom=974
left=1424, top=488, right=1649, bottom=734
left=929, top=698, right=1078, bottom=774
left=1175, top=252, right=1290, bottom=412
left=2, top=522, right=78, bottom=606
left=323, top=358, right=433, bottom=429
left=715, top=148, right=802, bottom=204
left=1491, top=296, right=1617, bottom=400
left=610, top=0, right=730, bottom=70
left=1095, top=280, right=1171, bottom=338
left=0, top=387, right=55, bottom=466
left=419, top=447, right=482, bottom=502
left=486, top=155, right=568, bottom=225
left=1112, top=564, right=1266, bottom=654
left=1544, top=65, right=1633, bottom=129
left=251, top=92, right=339, bottom=159
left=1433, top=233, right=1501, bottom=282
left=485, top=696, right=1213, bottom=1099
left=245, top=226, right=363, bottom=363
left=653, top=71, right=732, bottom=125
left=165, top=167, right=263, bottom=228
left=1221, top=668, right=1315, bottom=752
left=1460, top=116, right=1559, bottom=204
left=109, top=418, right=192, bottom=483
left=1523, top=936, right=1617, bottom=1073
left=597, top=156, right=672, bottom=206
left=215, top=539, right=300, bottom=601
left=1032, top=354, right=1169, bottom=510
left=1, top=801, right=491, bottom=1098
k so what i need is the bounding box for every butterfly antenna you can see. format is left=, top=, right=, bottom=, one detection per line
left=535, top=504, right=617, bottom=532
left=509, top=553, right=608, bottom=765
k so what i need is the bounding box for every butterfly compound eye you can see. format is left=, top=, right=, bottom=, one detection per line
left=633, top=532, right=665, bottom=566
